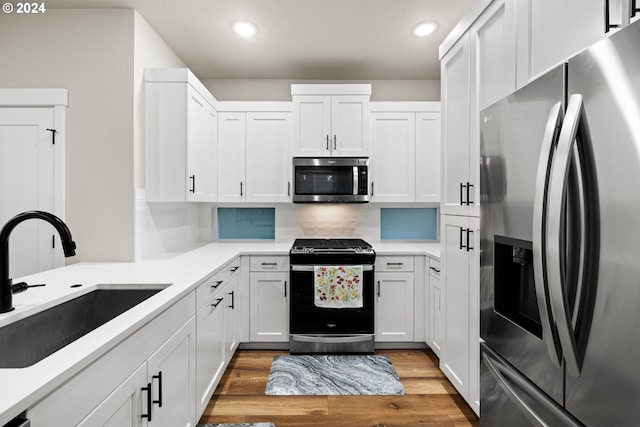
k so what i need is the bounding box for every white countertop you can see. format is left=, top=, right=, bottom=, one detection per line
left=0, top=240, right=439, bottom=425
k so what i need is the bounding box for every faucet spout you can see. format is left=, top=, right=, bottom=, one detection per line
left=0, top=211, right=76, bottom=314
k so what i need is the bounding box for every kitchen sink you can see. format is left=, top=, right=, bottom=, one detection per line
left=0, top=286, right=167, bottom=368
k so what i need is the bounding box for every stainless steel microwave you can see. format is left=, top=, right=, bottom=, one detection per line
left=292, top=157, right=369, bottom=203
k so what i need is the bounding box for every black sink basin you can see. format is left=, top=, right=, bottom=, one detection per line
left=0, top=287, right=165, bottom=368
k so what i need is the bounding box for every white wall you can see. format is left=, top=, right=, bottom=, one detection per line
left=203, top=79, right=441, bottom=101
left=0, top=9, right=135, bottom=263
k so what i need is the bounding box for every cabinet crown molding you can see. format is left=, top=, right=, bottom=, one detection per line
left=291, top=84, right=372, bottom=96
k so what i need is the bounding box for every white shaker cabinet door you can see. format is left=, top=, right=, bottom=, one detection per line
left=415, top=112, right=441, bottom=203
left=375, top=272, right=415, bottom=342
left=246, top=112, right=292, bottom=202
left=217, top=112, right=246, bottom=202
left=249, top=272, right=289, bottom=342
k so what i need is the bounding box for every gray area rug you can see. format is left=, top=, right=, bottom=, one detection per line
left=198, top=424, right=275, bottom=427
left=265, top=354, right=405, bottom=395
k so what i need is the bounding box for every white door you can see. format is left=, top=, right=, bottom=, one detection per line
left=375, top=272, right=415, bottom=342
left=292, top=95, right=331, bottom=157
left=370, top=112, right=415, bottom=202
left=0, top=107, right=59, bottom=278
left=331, top=95, right=369, bottom=156
left=416, top=112, right=441, bottom=203
left=249, top=272, right=288, bottom=342
left=217, top=112, right=246, bottom=202
left=245, top=112, right=291, bottom=202
left=441, top=34, right=473, bottom=216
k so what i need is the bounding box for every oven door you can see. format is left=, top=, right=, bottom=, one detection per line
left=289, top=264, right=374, bottom=335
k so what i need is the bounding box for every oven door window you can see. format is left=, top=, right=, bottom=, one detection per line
left=294, top=166, right=354, bottom=195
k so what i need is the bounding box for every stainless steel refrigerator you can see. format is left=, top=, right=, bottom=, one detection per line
left=480, top=20, right=640, bottom=426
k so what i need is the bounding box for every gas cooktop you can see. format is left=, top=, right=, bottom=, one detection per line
left=290, top=238, right=374, bottom=253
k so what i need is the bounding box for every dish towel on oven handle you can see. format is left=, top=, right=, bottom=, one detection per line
left=314, top=265, right=363, bottom=308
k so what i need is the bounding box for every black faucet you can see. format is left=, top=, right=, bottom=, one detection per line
left=0, top=211, right=76, bottom=314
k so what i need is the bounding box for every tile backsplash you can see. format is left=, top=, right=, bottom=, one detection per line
left=136, top=190, right=438, bottom=260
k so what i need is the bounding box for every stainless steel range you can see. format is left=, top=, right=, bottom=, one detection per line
left=289, top=238, right=375, bottom=354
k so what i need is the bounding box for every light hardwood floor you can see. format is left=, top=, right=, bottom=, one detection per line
left=199, top=349, right=479, bottom=427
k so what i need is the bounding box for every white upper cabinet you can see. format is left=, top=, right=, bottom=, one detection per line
left=369, top=103, right=441, bottom=203
left=145, top=68, right=218, bottom=203
left=370, top=112, right=416, bottom=202
left=441, top=33, right=479, bottom=217
left=245, top=112, right=292, bottom=202
left=217, top=108, right=292, bottom=203
left=292, top=84, right=371, bottom=157
left=470, top=0, right=517, bottom=111
left=415, top=112, right=441, bottom=203
left=217, top=112, right=246, bottom=203
left=528, top=0, right=604, bottom=81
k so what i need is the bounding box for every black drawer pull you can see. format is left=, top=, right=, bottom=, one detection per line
left=141, top=382, right=152, bottom=421
left=152, top=371, right=163, bottom=408
left=429, top=266, right=441, bottom=273
left=211, top=280, right=223, bottom=289
left=211, top=298, right=224, bottom=308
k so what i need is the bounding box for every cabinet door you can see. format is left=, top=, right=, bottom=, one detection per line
left=468, top=216, right=480, bottom=415
left=249, top=272, right=288, bottom=342
left=440, top=214, right=475, bottom=402
left=375, top=272, right=414, bottom=342
left=147, top=317, right=196, bottom=427
left=77, top=363, right=147, bottom=427
left=441, top=34, right=474, bottom=216
left=292, top=95, right=331, bottom=156
left=415, top=112, right=441, bottom=203
left=529, top=0, right=603, bottom=81
left=186, top=86, right=217, bottom=202
left=224, top=273, right=240, bottom=356
left=470, top=0, right=517, bottom=112
left=429, top=269, right=443, bottom=357
left=331, top=95, right=370, bottom=156
left=218, top=112, right=246, bottom=202
left=370, top=112, right=415, bottom=202
left=246, top=112, right=291, bottom=202
left=195, top=293, right=225, bottom=417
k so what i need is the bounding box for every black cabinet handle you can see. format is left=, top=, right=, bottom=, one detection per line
left=141, top=382, right=152, bottom=421
left=466, top=183, right=474, bottom=205
left=152, top=371, right=163, bottom=408
left=333, top=135, right=337, bottom=150
left=371, top=182, right=374, bottom=196
left=377, top=280, right=381, bottom=298
left=230, top=266, right=240, bottom=272
left=605, top=0, right=620, bottom=32
left=284, top=280, right=287, bottom=299
left=228, top=291, right=235, bottom=309
left=326, top=135, right=330, bottom=150
left=459, top=227, right=465, bottom=250
left=211, top=280, right=223, bottom=289
left=211, top=298, right=223, bottom=308
left=429, top=266, right=441, bottom=273
left=189, top=175, right=196, bottom=193
left=460, top=182, right=466, bottom=205
left=287, top=181, right=291, bottom=197
left=386, top=262, right=404, bottom=266
left=466, top=229, right=474, bottom=252
left=240, top=181, right=243, bottom=196
left=633, top=0, right=639, bottom=17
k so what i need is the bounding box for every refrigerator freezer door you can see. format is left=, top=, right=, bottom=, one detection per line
left=564, top=20, right=640, bottom=427
left=480, top=343, right=583, bottom=427
left=480, top=65, right=565, bottom=405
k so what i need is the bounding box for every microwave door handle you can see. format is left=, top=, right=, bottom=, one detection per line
left=532, top=102, right=563, bottom=368
left=353, top=166, right=359, bottom=195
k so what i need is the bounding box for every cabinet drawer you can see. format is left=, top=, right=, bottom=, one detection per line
left=196, top=269, right=228, bottom=310
left=250, top=255, right=289, bottom=272
left=376, top=256, right=414, bottom=272
left=428, top=258, right=441, bottom=278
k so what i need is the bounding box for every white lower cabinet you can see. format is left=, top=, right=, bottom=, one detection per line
left=146, top=318, right=197, bottom=427
left=374, top=256, right=415, bottom=342
left=77, top=363, right=148, bottom=427
left=427, top=258, right=443, bottom=357
left=249, top=272, right=289, bottom=342
left=195, top=291, right=225, bottom=417
left=224, top=273, right=240, bottom=355
left=27, top=294, right=197, bottom=426
left=440, top=214, right=480, bottom=415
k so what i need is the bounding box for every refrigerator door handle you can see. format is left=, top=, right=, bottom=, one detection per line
left=532, top=102, right=563, bottom=368
left=482, top=345, right=584, bottom=427
left=546, top=94, right=599, bottom=377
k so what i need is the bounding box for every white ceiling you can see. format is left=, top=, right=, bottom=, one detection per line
left=46, top=0, right=474, bottom=80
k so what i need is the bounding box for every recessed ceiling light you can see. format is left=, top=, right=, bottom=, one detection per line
left=411, top=21, right=438, bottom=37
left=233, top=21, right=258, bottom=37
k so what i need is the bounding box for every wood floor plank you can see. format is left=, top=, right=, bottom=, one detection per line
left=199, top=349, right=479, bottom=426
